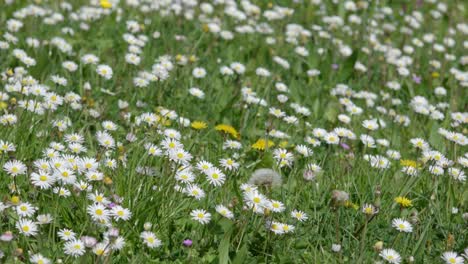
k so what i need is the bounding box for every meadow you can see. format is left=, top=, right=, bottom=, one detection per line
left=0, top=0, right=467, bottom=263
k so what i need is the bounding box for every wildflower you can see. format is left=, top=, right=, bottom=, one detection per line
left=191, top=121, right=207, bottom=130
left=220, top=158, right=239, bottom=171
left=394, top=196, right=412, bottom=207
left=111, top=206, right=132, bottom=221
left=0, top=140, right=15, bottom=153
left=58, top=229, right=76, bottom=241
left=3, top=160, right=27, bottom=177
left=16, top=202, right=37, bottom=218
left=392, top=218, right=413, bottom=233
left=215, top=124, right=239, bottom=138
left=30, top=253, right=51, bottom=264
left=185, top=185, right=205, bottom=200
left=190, top=209, right=211, bottom=225
left=362, top=204, right=377, bottom=216
left=100, top=0, right=112, bottom=8
left=16, top=219, right=38, bottom=236
left=64, top=239, right=86, bottom=257
left=183, top=239, right=193, bottom=247
left=441, top=252, right=464, bottom=264
left=270, top=200, right=285, bottom=213
left=87, top=204, right=111, bottom=222
left=331, top=244, right=341, bottom=252
left=215, top=205, right=234, bottom=219
left=96, top=65, right=113, bottom=80
left=400, top=160, right=419, bottom=168
left=291, top=210, right=308, bottom=222
left=380, top=248, right=402, bottom=264
left=252, top=139, right=275, bottom=150
left=140, top=231, right=162, bottom=248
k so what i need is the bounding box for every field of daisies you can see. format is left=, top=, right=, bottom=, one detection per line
left=0, top=0, right=467, bottom=263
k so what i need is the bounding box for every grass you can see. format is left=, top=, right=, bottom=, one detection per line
left=0, top=0, right=467, bottom=263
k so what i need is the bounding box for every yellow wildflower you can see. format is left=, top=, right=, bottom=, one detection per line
left=100, top=0, right=112, bottom=8
left=191, top=121, right=207, bottom=130
left=215, top=124, right=239, bottom=138
left=10, top=195, right=20, bottom=205
left=394, top=196, right=412, bottom=207
left=189, top=55, right=198, bottom=63
left=344, top=201, right=359, bottom=210
left=279, top=140, right=289, bottom=148
left=400, top=159, right=419, bottom=168
left=252, top=139, right=274, bottom=150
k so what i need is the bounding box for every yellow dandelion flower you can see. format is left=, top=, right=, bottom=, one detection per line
left=252, top=139, right=275, bottom=151
left=215, top=124, right=239, bottom=138
left=104, top=176, right=113, bottom=185
left=191, top=121, right=207, bottom=130
left=394, top=196, right=412, bottom=207
left=10, top=195, right=20, bottom=205
left=189, top=55, right=198, bottom=63
left=100, top=0, right=112, bottom=8
left=400, top=159, right=419, bottom=168
left=431, top=72, right=439, bottom=78
left=344, top=201, right=359, bottom=210
left=279, top=140, right=289, bottom=148
left=0, top=101, right=7, bottom=110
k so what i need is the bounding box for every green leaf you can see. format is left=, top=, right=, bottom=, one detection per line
left=324, top=101, right=340, bottom=123
left=412, top=221, right=431, bottom=259
left=219, top=228, right=233, bottom=264
left=233, top=244, right=249, bottom=264
left=255, top=151, right=274, bottom=169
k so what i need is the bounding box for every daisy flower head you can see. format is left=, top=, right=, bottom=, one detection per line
left=215, top=205, right=234, bottom=219
left=3, top=160, right=27, bottom=177
left=441, top=252, right=464, bottom=264
left=380, top=248, right=401, bottom=264
left=269, top=200, right=285, bottom=213
left=0, top=140, right=15, bottom=153
left=192, top=67, right=206, bottom=78
left=87, top=203, right=111, bottom=222
left=64, top=239, right=86, bottom=257
left=16, top=202, right=37, bottom=218
left=196, top=160, right=213, bottom=173
left=58, top=228, right=76, bottom=241
left=16, top=219, right=38, bottom=236
left=189, top=87, right=205, bottom=99
left=291, top=210, right=308, bottom=222
left=111, top=206, right=132, bottom=221
left=269, top=221, right=284, bottom=235
left=362, top=204, right=377, bottom=216
left=392, top=218, right=413, bottom=233
left=96, top=64, right=113, bottom=79
left=30, top=253, right=51, bottom=264
left=140, top=231, right=162, bottom=248
left=30, top=171, right=55, bottom=189
left=220, top=158, right=239, bottom=171
left=190, top=209, right=211, bottom=224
